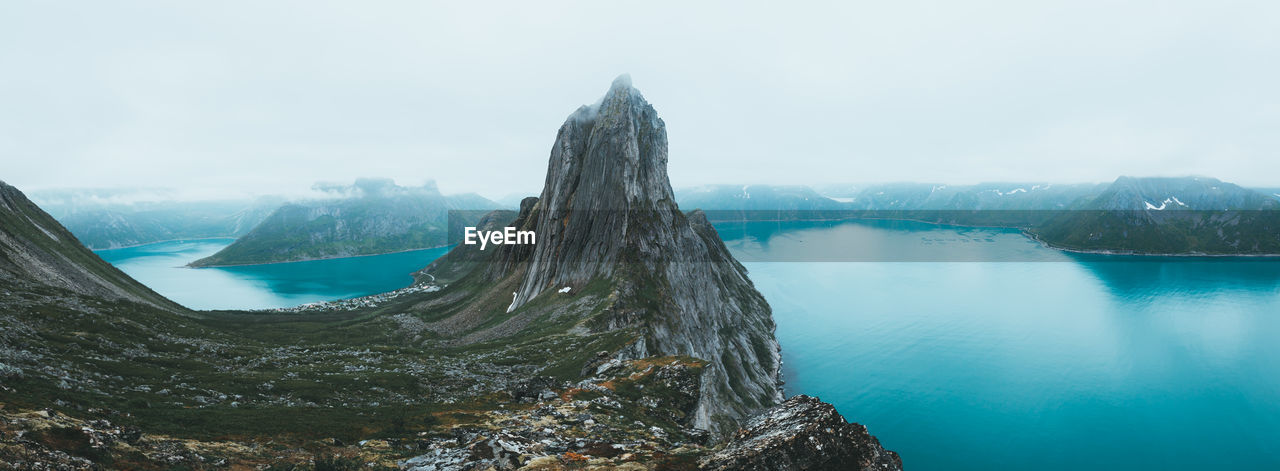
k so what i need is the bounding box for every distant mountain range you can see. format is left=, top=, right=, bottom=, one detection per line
left=36, top=174, right=1280, bottom=260
left=1033, top=177, right=1280, bottom=254
left=30, top=189, right=280, bottom=250
left=188, top=178, right=502, bottom=267
left=677, top=176, right=1280, bottom=255
left=822, top=182, right=1109, bottom=211
left=679, top=182, right=1105, bottom=212
left=677, top=185, right=847, bottom=211
left=1067, top=177, right=1277, bottom=211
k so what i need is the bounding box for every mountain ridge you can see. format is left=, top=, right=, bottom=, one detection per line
left=0, top=180, right=182, bottom=311
left=189, top=178, right=501, bottom=267
left=679, top=177, right=1280, bottom=255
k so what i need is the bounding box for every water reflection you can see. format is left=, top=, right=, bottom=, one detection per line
left=715, top=219, right=1066, bottom=262
left=1067, top=253, right=1280, bottom=298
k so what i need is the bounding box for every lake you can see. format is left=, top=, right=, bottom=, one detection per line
left=96, top=222, right=1280, bottom=469
left=717, top=219, right=1280, bottom=470
left=95, top=239, right=450, bottom=310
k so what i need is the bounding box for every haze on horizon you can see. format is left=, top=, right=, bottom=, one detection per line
left=4, top=1, right=1280, bottom=202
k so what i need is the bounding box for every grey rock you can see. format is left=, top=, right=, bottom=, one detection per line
left=487, top=75, right=783, bottom=436
left=701, top=395, right=902, bottom=471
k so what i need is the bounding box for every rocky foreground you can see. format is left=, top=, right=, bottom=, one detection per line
left=1, top=358, right=899, bottom=470
left=702, top=396, right=901, bottom=471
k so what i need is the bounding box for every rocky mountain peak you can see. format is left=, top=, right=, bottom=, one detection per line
left=512, top=76, right=677, bottom=310
left=479, top=77, right=784, bottom=436
left=538, top=74, right=672, bottom=216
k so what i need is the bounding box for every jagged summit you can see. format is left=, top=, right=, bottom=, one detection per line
left=512, top=75, right=677, bottom=309
left=423, top=77, right=783, bottom=435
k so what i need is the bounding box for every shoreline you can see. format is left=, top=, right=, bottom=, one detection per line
left=187, top=244, right=454, bottom=268
left=91, top=236, right=239, bottom=251
left=708, top=215, right=1280, bottom=259
left=1020, top=230, right=1280, bottom=259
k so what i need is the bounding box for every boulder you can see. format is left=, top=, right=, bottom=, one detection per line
left=701, top=395, right=901, bottom=471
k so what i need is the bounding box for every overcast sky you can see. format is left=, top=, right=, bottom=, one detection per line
left=3, top=1, right=1279, bottom=201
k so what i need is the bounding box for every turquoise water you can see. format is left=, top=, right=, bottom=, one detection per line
left=95, top=224, right=1280, bottom=469
left=95, top=239, right=449, bottom=310
left=717, top=219, right=1280, bottom=470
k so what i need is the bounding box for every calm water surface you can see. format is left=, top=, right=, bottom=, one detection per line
left=95, top=239, right=449, bottom=310
left=98, top=223, right=1280, bottom=469
left=716, top=219, right=1280, bottom=470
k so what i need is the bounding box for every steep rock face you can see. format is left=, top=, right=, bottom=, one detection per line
left=509, top=74, right=679, bottom=308
left=461, top=76, right=783, bottom=435
left=0, top=181, right=179, bottom=310
left=701, top=395, right=903, bottom=471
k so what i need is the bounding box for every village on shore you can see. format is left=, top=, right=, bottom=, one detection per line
left=260, top=282, right=442, bottom=313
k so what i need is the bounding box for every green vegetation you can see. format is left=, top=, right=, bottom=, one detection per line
left=1029, top=210, right=1280, bottom=255
left=0, top=250, right=649, bottom=443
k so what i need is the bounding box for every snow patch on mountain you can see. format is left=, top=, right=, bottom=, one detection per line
left=1144, top=197, right=1189, bottom=210
left=985, top=188, right=1028, bottom=196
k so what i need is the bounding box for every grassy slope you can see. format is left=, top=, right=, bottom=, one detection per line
left=0, top=263, right=641, bottom=443
left=0, top=182, right=180, bottom=310
left=2, top=182, right=644, bottom=445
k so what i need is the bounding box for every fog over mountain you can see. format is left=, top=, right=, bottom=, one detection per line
left=4, top=1, right=1280, bottom=199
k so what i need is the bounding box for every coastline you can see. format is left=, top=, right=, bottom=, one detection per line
left=1021, top=230, right=1280, bottom=259
left=707, top=214, right=1280, bottom=259
left=186, top=244, right=454, bottom=268
left=90, top=236, right=239, bottom=251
